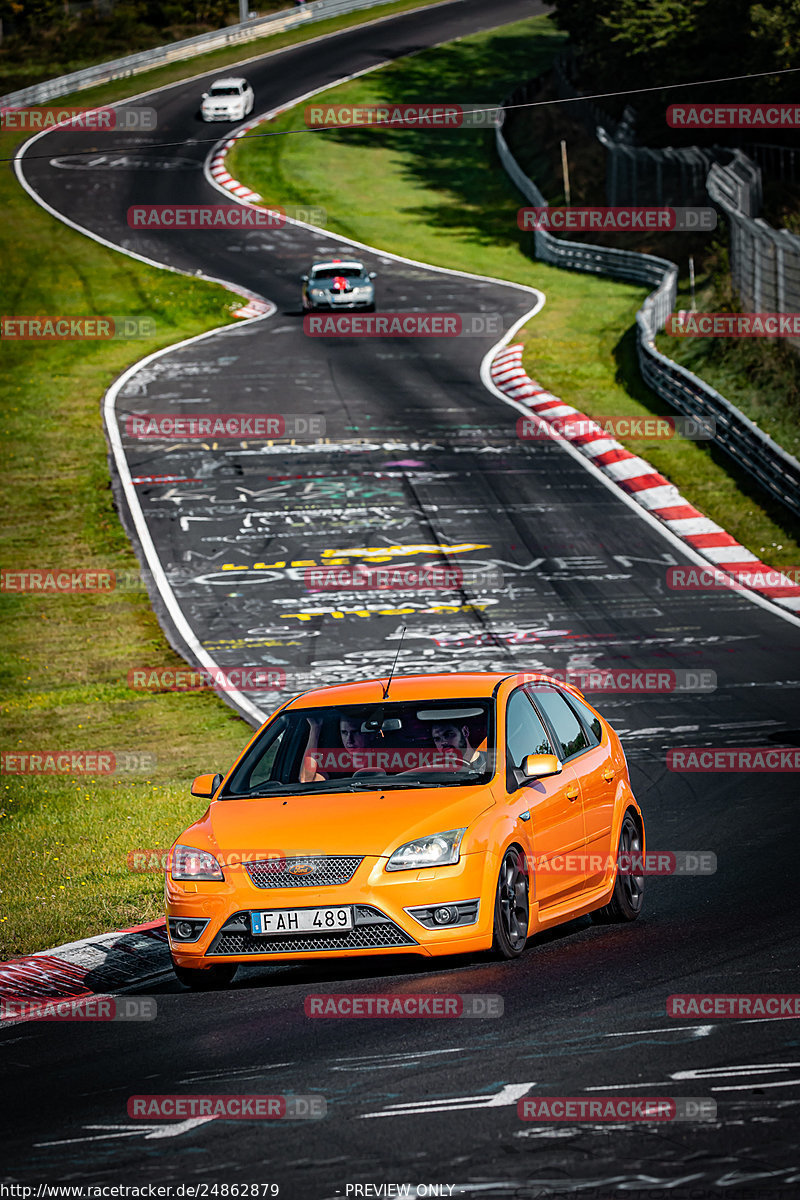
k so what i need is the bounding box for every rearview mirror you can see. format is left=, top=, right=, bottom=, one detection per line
left=191, top=772, right=223, bottom=798
left=523, top=753, right=562, bottom=779
left=363, top=717, right=401, bottom=732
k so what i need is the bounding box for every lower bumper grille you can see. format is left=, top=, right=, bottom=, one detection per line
left=207, top=906, right=417, bottom=956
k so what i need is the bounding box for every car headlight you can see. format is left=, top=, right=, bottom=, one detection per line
left=170, top=844, right=224, bottom=881
left=386, top=828, right=466, bottom=872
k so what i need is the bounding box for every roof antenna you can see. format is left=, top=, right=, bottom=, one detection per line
left=383, top=625, right=407, bottom=699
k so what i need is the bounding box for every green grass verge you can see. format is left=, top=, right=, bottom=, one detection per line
left=0, top=120, right=256, bottom=957
left=0, top=0, right=449, bottom=960
left=229, top=13, right=800, bottom=568
left=655, top=242, right=800, bottom=461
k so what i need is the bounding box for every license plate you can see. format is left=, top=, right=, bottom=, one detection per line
left=251, top=907, right=353, bottom=936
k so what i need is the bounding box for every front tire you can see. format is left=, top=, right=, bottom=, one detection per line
left=592, top=811, right=644, bottom=923
left=491, top=846, right=529, bottom=958
left=172, top=959, right=237, bottom=990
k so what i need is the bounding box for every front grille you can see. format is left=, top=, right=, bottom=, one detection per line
left=207, top=906, right=417, bottom=956
left=245, top=855, right=362, bottom=889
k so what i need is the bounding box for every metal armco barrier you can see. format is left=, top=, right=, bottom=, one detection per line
left=496, top=82, right=800, bottom=521
left=0, top=0, right=411, bottom=107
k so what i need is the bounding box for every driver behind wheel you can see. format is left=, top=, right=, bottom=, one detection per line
left=430, top=721, right=487, bottom=772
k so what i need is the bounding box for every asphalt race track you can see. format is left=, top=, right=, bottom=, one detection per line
left=5, top=0, right=800, bottom=1194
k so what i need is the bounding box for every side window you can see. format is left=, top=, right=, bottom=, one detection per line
left=505, top=690, right=551, bottom=788
left=249, top=728, right=286, bottom=788
left=529, top=688, right=589, bottom=761
left=565, top=693, right=603, bottom=746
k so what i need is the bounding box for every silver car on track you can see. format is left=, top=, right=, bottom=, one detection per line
left=301, top=259, right=376, bottom=311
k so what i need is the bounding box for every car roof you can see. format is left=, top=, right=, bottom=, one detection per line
left=210, top=77, right=247, bottom=87
left=283, top=672, right=585, bottom=709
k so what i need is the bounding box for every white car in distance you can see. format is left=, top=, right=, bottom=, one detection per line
left=201, top=78, right=255, bottom=122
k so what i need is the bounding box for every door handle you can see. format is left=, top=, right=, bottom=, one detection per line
left=603, top=768, right=615, bottom=782
left=566, top=786, right=579, bottom=801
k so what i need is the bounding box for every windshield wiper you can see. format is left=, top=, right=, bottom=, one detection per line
left=223, top=783, right=288, bottom=799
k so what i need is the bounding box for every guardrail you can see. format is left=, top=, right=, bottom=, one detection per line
left=496, top=82, right=800, bottom=520
left=0, top=0, right=408, bottom=108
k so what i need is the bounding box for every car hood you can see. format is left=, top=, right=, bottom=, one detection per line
left=186, top=785, right=495, bottom=860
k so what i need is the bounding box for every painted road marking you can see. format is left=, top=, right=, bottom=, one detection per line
left=361, top=1082, right=533, bottom=1118
left=36, top=1117, right=216, bottom=1146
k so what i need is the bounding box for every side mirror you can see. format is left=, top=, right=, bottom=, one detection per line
left=202, top=92, right=209, bottom=99
left=368, top=272, right=377, bottom=279
left=191, top=772, right=223, bottom=798
left=522, top=753, right=562, bottom=779
left=301, top=274, right=309, bottom=282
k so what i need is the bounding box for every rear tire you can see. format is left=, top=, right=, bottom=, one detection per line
left=491, top=846, right=529, bottom=958
left=172, top=959, right=237, bottom=990
left=591, top=812, right=644, bottom=923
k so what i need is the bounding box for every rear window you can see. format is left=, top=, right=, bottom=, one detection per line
left=312, top=266, right=365, bottom=280
left=528, top=687, right=590, bottom=761
left=565, top=693, right=603, bottom=745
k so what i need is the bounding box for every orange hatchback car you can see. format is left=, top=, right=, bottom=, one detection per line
left=165, top=672, right=645, bottom=987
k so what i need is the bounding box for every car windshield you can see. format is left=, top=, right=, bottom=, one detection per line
left=311, top=266, right=366, bottom=281
left=222, top=699, right=495, bottom=797
left=210, top=85, right=242, bottom=96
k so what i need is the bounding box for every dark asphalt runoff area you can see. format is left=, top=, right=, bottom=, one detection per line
left=5, top=0, right=800, bottom=1195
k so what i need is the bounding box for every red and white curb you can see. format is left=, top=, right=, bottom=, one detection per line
left=491, top=343, right=800, bottom=614
left=208, top=117, right=264, bottom=204
left=208, top=120, right=279, bottom=320
left=0, top=919, right=170, bottom=1025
